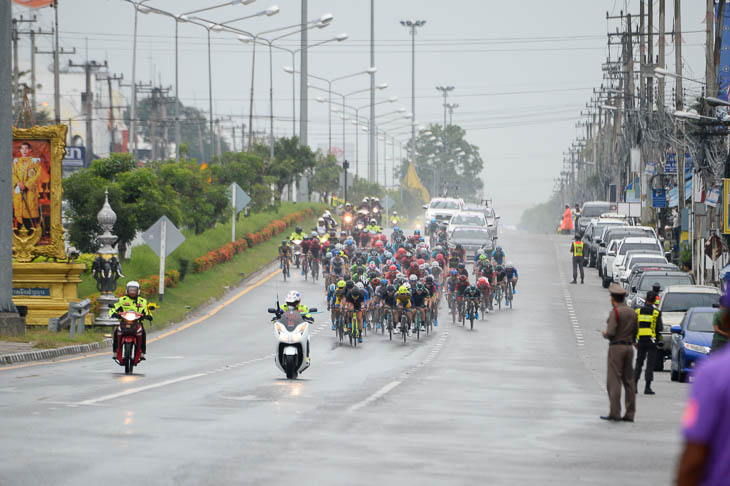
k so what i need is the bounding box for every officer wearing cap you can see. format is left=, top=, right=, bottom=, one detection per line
left=570, top=234, right=584, bottom=284
left=601, top=283, right=638, bottom=422
left=634, top=290, right=662, bottom=395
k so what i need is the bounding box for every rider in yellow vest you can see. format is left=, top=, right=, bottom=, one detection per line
left=634, top=290, right=663, bottom=395
left=570, top=234, right=584, bottom=284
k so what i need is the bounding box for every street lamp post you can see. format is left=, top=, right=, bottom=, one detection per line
left=400, top=19, right=426, bottom=170
left=436, top=85, right=454, bottom=128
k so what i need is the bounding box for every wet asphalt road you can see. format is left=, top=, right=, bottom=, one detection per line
left=0, top=231, right=688, bottom=485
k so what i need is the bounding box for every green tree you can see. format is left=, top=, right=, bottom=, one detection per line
left=347, top=178, right=383, bottom=206
left=211, top=151, right=273, bottom=209
left=403, top=124, right=484, bottom=200
left=309, top=154, right=341, bottom=202
left=89, top=153, right=136, bottom=180
left=62, top=170, right=108, bottom=253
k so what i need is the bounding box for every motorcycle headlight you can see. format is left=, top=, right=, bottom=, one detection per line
left=373, top=207, right=380, bottom=213
left=684, top=342, right=710, bottom=355
left=344, top=215, right=352, bottom=223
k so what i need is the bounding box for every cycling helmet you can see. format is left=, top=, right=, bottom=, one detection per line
left=126, top=281, right=140, bottom=297
left=477, top=248, right=485, bottom=255
left=468, top=284, right=477, bottom=292
left=332, top=250, right=340, bottom=256
left=335, top=243, right=344, bottom=250
left=419, top=263, right=427, bottom=271
left=410, top=262, right=418, bottom=269
left=356, top=282, right=365, bottom=290
left=425, top=275, right=434, bottom=284
left=404, top=282, right=411, bottom=290
left=459, top=274, right=467, bottom=282
left=397, top=285, right=409, bottom=294
left=285, top=290, right=301, bottom=306
left=375, top=241, right=384, bottom=248
left=431, top=217, right=436, bottom=224
left=281, top=239, right=288, bottom=245
left=345, top=280, right=355, bottom=290
left=384, top=251, right=393, bottom=259
left=326, top=251, right=333, bottom=258
left=329, top=283, right=336, bottom=292
left=386, top=285, right=396, bottom=294
left=417, top=258, right=425, bottom=266
left=506, top=261, right=513, bottom=267
left=311, top=231, right=318, bottom=238
left=458, top=263, right=465, bottom=270
left=415, top=282, right=425, bottom=291
left=479, top=254, right=487, bottom=261
left=393, top=225, right=399, bottom=232
left=295, top=226, right=302, bottom=233
left=337, top=280, right=346, bottom=288
left=350, top=288, right=362, bottom=298
left=431, top=261, right=440, bottom=268
left=450, top=269, right=458, bottom=276
left=371, top=277, right=380, bottom=286
left=302, top=235, right=309, bottom=241
left=380, top=234, right=387, bottom=241
left=360, top=275, right=368, bottom=285
left=370, top=219, right=377, bottom=225
left=322, top=240, right=330, bottom=248
left=409, top=274, right=418, bottom=282
left=414, top=229, right=420, bottom=236
left=496, top=245, right=502, bottom=251
left=396, top=272, right=405, bottom=279
left=389, top=265, right=397, bottom=272
left=477, top=277, right=488, bottom=286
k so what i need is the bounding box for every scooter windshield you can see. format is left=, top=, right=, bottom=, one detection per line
left=279, top=310, right=304, bottom=332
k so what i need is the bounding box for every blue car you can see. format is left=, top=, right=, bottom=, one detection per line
left=670, top=307, right=716, bottom=383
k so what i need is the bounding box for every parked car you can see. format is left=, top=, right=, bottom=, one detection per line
left=656, top=286, right=721, bottom=370
left=597, top=226, right=657, bottom=278
left=670, top=307, right=716, bottom=382
left=582, top=218, right=627, bottom=267
left=626, top=270, right=694, bottom=308
left=446, top=211, right=488, bottom=235
left=424, top=197, right=464, bottom=227
left=617, top=252, right=669, bottom=283
left=576, top=201, right=613, bottom=236
left=608, top=237, right=664, bottom=284
left=448, top=226, right=493, bottom=261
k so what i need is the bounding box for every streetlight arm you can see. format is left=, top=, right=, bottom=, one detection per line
left=180, top=0, right=250, bottom=17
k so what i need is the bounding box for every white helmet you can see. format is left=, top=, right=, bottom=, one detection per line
left=285, top=290, right=301, bottom=306
left=409, top=274, right=418, bottom=281
left=323, top=210, right=331, bottom=218
left=431, top=261, right=440, bottom=268
left=356, top=282, right=365, bottom=290
left=126, top=281, right=140, bottom=296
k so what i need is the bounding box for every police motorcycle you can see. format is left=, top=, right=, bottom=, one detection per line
left=291, top=239, right=303, bottom=268
left=268, top=300, right=317, bottom=380
left=113, top=302, right=157, bottom=375
left=369, top=198, right=383, bottom=225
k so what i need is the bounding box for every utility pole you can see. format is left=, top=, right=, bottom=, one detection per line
left=639, top=2, right=646, bottom=115
left=232, top=125, right=237, bottom=152
left=675, top=0, right=684, bottom=209
left=1, top=0, right=22, bottom=333
left=436, top=85, right=454, bottom=128
left=69, top=60, right=107, bottom=167
left=648, top=0, right=654, bottom=115
left=369, top=0, right=376, bottom=183
left=401, top=19, right=426, bottom=170
left=705, top=0, right=715, bottom=103
left=445, top=102, right=459, bottom=126
left=101, top=73, right=123, bottom=154
left=298, top=0, right=309, bottom=200
left=658, top=0, right=666, bottom=118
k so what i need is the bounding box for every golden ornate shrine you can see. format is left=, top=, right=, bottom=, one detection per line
left=11, top=124, right=88, bottom=326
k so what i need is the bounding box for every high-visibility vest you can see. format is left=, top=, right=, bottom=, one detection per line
left=635, top=308, right=659, bottom=339
left=572, top=241, right=584, bottom=257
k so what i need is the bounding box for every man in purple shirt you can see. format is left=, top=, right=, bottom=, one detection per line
left=676, top=346, right=730, bottom=485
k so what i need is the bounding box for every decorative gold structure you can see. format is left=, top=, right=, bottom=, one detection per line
left=12, top=124, right=67, bottom=262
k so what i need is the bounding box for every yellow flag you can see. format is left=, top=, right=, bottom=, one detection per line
left=402, top=162, right=430, bottom=202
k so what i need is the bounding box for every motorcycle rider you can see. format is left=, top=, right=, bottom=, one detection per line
left=289, top=226, right=305, bottom=242
left=322, top=210, right=337, bottom=231
left=280, top=290, right=313, bottom=364
left=316, top=218, right=328, bottom=235
left=109, top=281, right=152, bottom=360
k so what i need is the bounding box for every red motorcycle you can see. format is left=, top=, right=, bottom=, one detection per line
left=114, top=310, right=144, bottom=375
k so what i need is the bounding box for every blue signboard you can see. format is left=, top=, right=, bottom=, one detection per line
left=665, top=153, right=677, bottom=174
left=668, top=186, right=678, bottom=208
left=685, top=176, right=693, bottom=201
left=685, top=153, right=693, bottom=180
left=62, top=146, right=85, bottom=168
left=652, top=188, right=667, bottom=208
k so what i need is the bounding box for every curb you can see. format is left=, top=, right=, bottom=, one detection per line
left=0, top=258, right=282, bottom=367
left=0, top=338, right=113, bottom=365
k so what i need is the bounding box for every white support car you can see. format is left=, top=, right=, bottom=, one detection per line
left=424, top=198, right=464, bottom=228
left=617, top=252, right=668, bottom=284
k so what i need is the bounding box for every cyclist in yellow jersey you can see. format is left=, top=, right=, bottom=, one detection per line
left=395, top=285, right=412, bottom=332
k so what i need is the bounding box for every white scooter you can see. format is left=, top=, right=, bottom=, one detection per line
left=291, top=240, right=302, bottom=269
left=268, top=306, right=317, bottom=379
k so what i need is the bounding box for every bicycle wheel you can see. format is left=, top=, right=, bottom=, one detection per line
left=469, top=302, right=475, bottom=330
left=387, top=312, right=393, bottom=341
left=416, top=312, right=421, bottom=341
left=338, top=315, right=344, bottom=344
left=353, top=316, right=358, bottom=347
left=282, top=261, right=288, bottom=281
left=401, top=316, right=408, bottom=343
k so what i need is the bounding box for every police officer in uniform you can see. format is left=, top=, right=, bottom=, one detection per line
left=601, top=283, right=638, bottom=422
left=634, top=290, right=662, bottom=395
left=570, top=234, right=584, bottom=284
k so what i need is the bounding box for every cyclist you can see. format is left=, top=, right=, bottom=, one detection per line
left=455, top=274, right=470, bottom=320
left=329, top=250, right=346, bottom=286
left=448, top=249, right=460, bottom=273
left=505, top=261, right=518, bottom=295
left=476, top=276, right=491, bottom=314
left=492, top=245, right=505, bottom=266
left=430, top=260, right=443, bottom=285
left=495, top=263, right=508, bottom=304
left=456, top=262, right=469, bottom=279
left=395, top=285, right=413, bottom=333
left=424, top=275, right=440, bottom=326
left=331, top=280, right=347, bottom=330
left=309, top=233, right=321, bottom=271
left=463, top=284, right=481, bottom=320
left=278, top=240, right=292, bottom=278
left=346, top=286, right=366, bottom=343
left=412, top=281, right=431, bottom=331
left=300, top=235, right=313, bottom=275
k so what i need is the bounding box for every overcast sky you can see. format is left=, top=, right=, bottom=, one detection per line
left=13, top=0, right=708, bottom=223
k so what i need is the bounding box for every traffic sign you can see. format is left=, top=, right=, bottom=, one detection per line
left=229, top=183, right=251, bottom=214
left=382, top=195, right=395, bottom=211
left=142, top=216, right=185, bottom=258
left=665, top=153, right=677, bottom=174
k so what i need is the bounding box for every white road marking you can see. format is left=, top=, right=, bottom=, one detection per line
left=75, top=373, right=207, bottom=406
left=347, top=380, right=402, bottom=413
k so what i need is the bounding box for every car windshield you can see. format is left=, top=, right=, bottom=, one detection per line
left=638, top=275, right=692, bottom=291
left=431, top=200, right=460, bottom=209
left=627, top=257, right=666, bottom=268
left=594, top=222, right=624, bottom=236
left=451, top=215, right=484, bottom=225
left=606, top=229, right=653, bottom=242
left=452, top=229, right=490, bottom=240
left=687, top=312, right=715, bottom=332
left=662, top=293, right=720, bottom=312
left=619, top=242, right=660, bottom=255
left=582, top=204, right=611, bottom=217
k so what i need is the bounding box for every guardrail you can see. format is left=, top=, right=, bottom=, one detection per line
left=68, top=299, right=91, bottom=339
